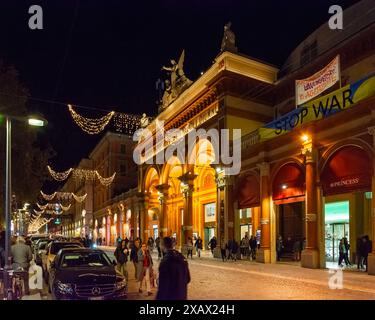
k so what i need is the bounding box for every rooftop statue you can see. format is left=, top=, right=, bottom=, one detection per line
left=160, top=50, right=192, bottom=111
left=221, top=22, right=238, bottom=53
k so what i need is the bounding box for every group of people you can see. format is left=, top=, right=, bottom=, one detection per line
left=356, top=235, right=372, bottom=271
left=276, top=235, right=306, bottom=262
left=113, top=235, right=191, bottom=299
left=239, top=235, right=258, bottom=260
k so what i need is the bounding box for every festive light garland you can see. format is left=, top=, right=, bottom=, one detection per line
left=40, top=190, right=87, bottom=203
left=68, top=104, right=115, bottom=135
left=47, top=165, right=73, bottom=181
left=96, top=171, right=116, bottom=187
left=37, top=203, right=48, bottom=211
left=47, top=165, right=116, bottom=186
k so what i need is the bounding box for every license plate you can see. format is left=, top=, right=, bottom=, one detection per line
left=89, top=296, right=104, bottom=300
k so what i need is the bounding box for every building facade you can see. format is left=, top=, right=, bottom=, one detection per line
left=137, top=0, right=375, bottom=273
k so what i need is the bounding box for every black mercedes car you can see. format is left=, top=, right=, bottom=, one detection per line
left=49, top=248, right=127, bottom=300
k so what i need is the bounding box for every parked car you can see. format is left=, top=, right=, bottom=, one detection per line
left=42, top=241, right=82, bottom=279
left=49, top=248, right=127, bottom=300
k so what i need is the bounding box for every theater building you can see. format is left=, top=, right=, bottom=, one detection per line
left=137, top=0, right=375, bottom=272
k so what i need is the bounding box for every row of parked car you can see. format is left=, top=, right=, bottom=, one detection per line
left=29, top=234, right=127, bottom=300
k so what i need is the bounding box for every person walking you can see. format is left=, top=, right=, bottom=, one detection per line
left=147, top=237, right=154, bottom=252
left=195, top=236, right=203, bottom=258
left=130, top=239, right=139, bottom=279
left=231, top=239, right=239, bottom=262
left=338, top=238, right=346, bottom=267
left=356, top=237, right=363, bottom=270
left=0, top=230, right=6, bottom=268
left=186, top=237, right=193, bottom=260
left=227, top=239, right=233, bottom=261
left=362, top=235, right=372, bottom=272
left=250, top=236, right=257, bottom=260
left=208, top=236, right=217, bottom=257
left=114, top=240, right=129, bottom=280
left=276, top=235, right=284, bottom=261
left=293, top=239, right=301, bottom=261
left=137, top=243, right=153, bottom=296
left=220, top=238, right=227, bottom=262
left=156, top=237, right=190, bottom=300
left=11, top=236, right=33, bottom=295
left=343, top=237, right=351, bottom=266
left=155, top=236, right=162, bottom=260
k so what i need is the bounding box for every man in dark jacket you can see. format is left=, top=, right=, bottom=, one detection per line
left=156, top=237, right=190, bottom=300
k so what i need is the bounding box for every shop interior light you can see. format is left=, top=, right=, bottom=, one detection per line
left=281, top=184, right=287, bottom=189
left=301, top=134, right=309, bottom=142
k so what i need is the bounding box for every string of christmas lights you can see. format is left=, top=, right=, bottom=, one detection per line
left=47, top=165, right=116, bottom=186
left=96, top=171, right=116, bottom=187
left=47, top=165, right=73, bottom=181
left=68, top=104, right=115, bottom=135
left=40, top=190, right=87, bottom=203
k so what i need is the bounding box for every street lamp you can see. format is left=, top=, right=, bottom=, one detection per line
left=2, top=113, right=47, bottom=299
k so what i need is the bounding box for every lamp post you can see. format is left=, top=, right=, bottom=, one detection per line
left=2, top=114, right=47, bottom=299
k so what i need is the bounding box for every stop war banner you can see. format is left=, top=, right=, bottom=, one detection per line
left=296, top=55, right=340, bottom=106
left=259, top=72, right=375, bottom=141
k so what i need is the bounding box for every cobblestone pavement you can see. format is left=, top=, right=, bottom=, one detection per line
left=3, top=247, right=375, bottom=300
left=101, top=247, right=375, bottom=300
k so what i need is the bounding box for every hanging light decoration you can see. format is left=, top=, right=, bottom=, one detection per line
left=113, top=113, right=143, bottom=135
left=47, top=165, right=73, bottom=181
left=96, top=171, right=116, bottom=187
left=72, top=193, right=87, bottom=203
left=40, top=191, right=57, bottom=201
left=37, top=203, right=48, bottom=210
left=68, top=104, right=115, bottom=135
left=60, top=203, right=71, bottom=211
left=73, top=168, right=97, bottom=182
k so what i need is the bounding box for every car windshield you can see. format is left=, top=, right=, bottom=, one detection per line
left=60, top=252, right=112, bottom=268
left=50, top=243, right=81, bottom=255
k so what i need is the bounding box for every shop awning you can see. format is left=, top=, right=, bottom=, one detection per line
left=321, top=146, right=372, bottom=196
left=236, top=174, right=260, bottom=209
left=272, top=163, right=305, bottom=203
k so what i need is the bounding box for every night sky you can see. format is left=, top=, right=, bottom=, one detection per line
left=0, top=0, right=359, bottom=192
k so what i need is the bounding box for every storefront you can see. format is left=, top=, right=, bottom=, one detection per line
left=321, top=145, right=373, bottom=266
left=203, top=202, right=216, bottom=246
left=272, top=162, right=305, bottom=256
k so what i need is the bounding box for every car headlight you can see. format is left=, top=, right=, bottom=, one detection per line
left=115, top=278, right=127, bottom=290
left=56, top=281, right=74, bottom=295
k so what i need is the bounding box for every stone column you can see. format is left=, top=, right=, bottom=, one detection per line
left=256, top=162, right=271, bottom=263
left=136, top=192, right=149, bottom=242
left=301, top=139, right=320, bottom=269
left=368, top=127, right=375, bottom=275
left=179, top=172, right=197, bottom=246
left=156, top=184, right=170, bottom=238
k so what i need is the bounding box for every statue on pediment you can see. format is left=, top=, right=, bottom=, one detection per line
left=221, top=22, right=238, bottom=53
left=160, top=50, right=192, bottom=111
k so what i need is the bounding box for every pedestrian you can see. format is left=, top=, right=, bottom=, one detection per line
left=220, top=238, right=227, bottom=262
left=240, top=237, right=246, bottom=259
left=208, top=236, right=217, bottom=257
left=116, top=236, right=122, bottom=244
left=186, top=237, right=193, bottom=260
left=195, top=236, right=203, bottom=258
left=361, top=235, right=372, bottom=272
left=11, top=236, right=33, bottom=295
left=343, top=237, right=351, bottom=266
left=137, top=243, right=153, bottom=296
left=114, top=240, right=129, bottom=280
left=276, top=235, right=284, bottom=261
left=293, top=239, right=301, bottom=261
left=130, top=239, right=139, bottom=279
left=250, top=236, right=257, bottom=260
left=156, top=237, right=191, bottom=300
left=155, top=236, right=162, bottom=260
left=356, top=237, right=363, bottom=270
left=231, top=239, right=239, bottom=262
left=227, top=239, right=233, bottom=261
left=243, top=235, right=250, bottom=259
left=338, top=239, right=346, bottom=267
left=147, top=237, right=154, bottom=252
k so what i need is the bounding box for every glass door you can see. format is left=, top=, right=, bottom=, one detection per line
left=325, top=223, right=349, bottom=262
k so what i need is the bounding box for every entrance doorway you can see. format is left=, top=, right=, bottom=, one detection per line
left=277, top=202, right=304, bottom=256
left=153, top=224, right=159, bottom=239
left=204, top=227, right=215, bottom=249
left=324, top=201, right=349, bottom=263
left=240, top=224, right=252, bottom=239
